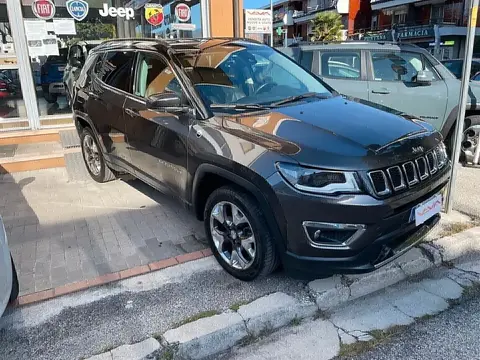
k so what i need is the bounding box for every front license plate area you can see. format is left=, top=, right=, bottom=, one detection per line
left=410, top=194, right=443, bottom=226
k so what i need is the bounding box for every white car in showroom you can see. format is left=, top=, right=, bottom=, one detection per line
left=1, top=216, right=18, bottom=317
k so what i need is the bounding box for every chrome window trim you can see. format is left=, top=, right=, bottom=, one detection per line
left=426, top=151, right=438, bottom=174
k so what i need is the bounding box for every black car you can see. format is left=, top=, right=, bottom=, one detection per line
left=72, top=38, right=450, bottom=281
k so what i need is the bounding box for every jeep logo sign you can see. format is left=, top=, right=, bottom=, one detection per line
left=99, top=4, right=134, bottom=20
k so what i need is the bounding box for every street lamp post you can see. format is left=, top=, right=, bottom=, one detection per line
left=445, top=0, right=479, bottom=213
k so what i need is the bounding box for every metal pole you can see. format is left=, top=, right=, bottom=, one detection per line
left=445, top=0, right=479, bottom=213
left=270, top=0, right=274, bottom=47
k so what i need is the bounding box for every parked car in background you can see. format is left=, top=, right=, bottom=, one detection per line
left=281, top=42, right=480, bottom=163
left=72, top=38, right=450, bottom=281
left=441, top=58, right=480, bottom=80
left=41, top=48, right=68, bottom=103
left=1, top=216, right=18, bottom=317
left=64, top=40, right=102, bottom=105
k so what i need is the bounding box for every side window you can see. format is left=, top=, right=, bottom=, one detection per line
left=77, top=54, right=98, bottom=88
left=134, top=52, right=180, bottom=98
left=320, top=51, right=361, bottom=79
left=371, top=51, right=439, bottom=82
left=299, top=51, right=313, bottom=71
left=98, top=51, right=135, bottom=93
left=442, top=60, right=462, bottom=78
left=471, top=62, right=480, bottom=78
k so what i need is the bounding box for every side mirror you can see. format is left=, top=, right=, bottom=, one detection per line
left=146, top=92, right=189, bottom=113
left=415, top=70, right=433, bottom=85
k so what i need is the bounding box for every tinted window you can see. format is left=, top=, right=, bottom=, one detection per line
left=321, top=51, right=361, bottom=79
left=134, top=53, right=181, bottom=98
left=46, top=48, right=68, bottom=63
left=175, top=42, right=330, bottom=107
left=77, top=54, right=98, bottom=88
left=300, top=51, right=313, bottom=71
left=471, top=61, right=480, bottom=78
left=98, top=51, right=135, bottom=93
left=442, top=60, right=462, bottom=78
left=371, top=51, right=438, bottom=82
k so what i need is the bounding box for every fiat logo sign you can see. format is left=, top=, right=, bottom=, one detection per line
left=32, top=0, right=56, bottom=20
left=175, top=3, right=191, bottom=22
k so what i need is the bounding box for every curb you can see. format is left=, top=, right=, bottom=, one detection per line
left=13, top=248, right=212, bottom=307
left=85, top=226, right=480, bottom=360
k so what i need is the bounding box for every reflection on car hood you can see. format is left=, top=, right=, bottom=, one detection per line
left=222, top=96, right=442, bottom=170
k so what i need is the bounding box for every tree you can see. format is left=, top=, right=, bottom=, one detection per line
left=310, top=11, right=344, bottom=42
left=75, top=22, right=116, bottom=40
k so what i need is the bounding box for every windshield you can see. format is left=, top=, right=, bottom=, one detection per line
left=174, top=41, right=332, bottom=108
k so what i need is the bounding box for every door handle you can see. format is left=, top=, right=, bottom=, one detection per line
left=371, top=89, right=391, bottom=95
left=125, top=108, right=139, bottom=117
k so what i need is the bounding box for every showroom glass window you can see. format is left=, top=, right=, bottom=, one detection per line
left=19, top=0, right=203, bottom=127
left=0, top=1, right=29, bottom=130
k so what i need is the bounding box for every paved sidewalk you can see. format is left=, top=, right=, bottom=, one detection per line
left=0, top=168, right=205, bottom=296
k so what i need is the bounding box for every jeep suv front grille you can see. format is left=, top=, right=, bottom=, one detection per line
left=368, top=144, right=448, bottom=197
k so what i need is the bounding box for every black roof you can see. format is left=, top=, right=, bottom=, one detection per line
left=91, top=37, right=262, bottom=54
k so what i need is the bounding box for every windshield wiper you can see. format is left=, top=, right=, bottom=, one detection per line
left=270, top=92, right=330, bottom=107
left=210, top=103, right=271, bottom=111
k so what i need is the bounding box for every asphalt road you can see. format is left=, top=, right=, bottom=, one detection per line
left=0, top=258, right=308, bottom=360
left=341, top=294, right=480, bottom=360
left=454, top=166, right=480, bottom=219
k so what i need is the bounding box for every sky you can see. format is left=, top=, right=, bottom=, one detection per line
left=243, top=0, right=268, bottom=9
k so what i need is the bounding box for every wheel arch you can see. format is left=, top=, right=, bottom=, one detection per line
left=442, top=105, right=480, bottom=140
left=192, top=163, right=287, bottom=253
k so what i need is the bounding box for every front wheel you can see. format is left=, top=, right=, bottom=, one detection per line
left=80, top=127, right=116, bottom=183
left=204, top=186, right=279, bottom=281
left=460, top=115, right=480, bottom=163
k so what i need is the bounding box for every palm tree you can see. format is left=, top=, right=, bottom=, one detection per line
left=311, top=11, right=344, bottom=42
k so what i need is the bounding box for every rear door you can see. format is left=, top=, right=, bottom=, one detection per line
left=314, top=49, right=369, bottom=100
left=87, top=50, right=135, bottom=168
left=367, top=50, right=448, bottom=126
left=123, top=51, right=190, bottom=198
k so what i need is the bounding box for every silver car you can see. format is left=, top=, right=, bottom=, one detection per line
left=0, top=216, right=18, bottom=317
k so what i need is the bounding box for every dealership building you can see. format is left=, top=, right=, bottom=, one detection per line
left=0, top=0, right=243, bottom=134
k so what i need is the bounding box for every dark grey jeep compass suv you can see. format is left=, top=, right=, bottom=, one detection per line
left=72, top=38, right=450, bottom=281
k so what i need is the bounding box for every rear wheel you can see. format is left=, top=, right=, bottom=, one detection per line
left=80, top=127, right=116, bottom=183
left=204, top=186, right=279, bottom=281
left=9, top=255, right=18, bottom=303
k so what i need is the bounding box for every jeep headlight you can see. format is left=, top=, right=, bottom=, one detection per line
left=276, top=162, right=360, bottom=195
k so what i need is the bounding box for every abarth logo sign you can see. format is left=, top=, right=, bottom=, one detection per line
left=32, top=0, right=55, bottom=20
left=145, top=4, right=164, bottom=26
left=66, top=0, right=89, bottom=21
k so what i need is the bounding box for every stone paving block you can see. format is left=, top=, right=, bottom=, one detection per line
left=418, top=277, right=464, bottom=300
left=163, top=312, right=248, bottom=360
left=308, top=275, right=349, bottom=310
left=330, top=294, right=414, bottom=333
left=348, top=265, right=407, bottom=301
left=110, top=338, right=160, bottom=360
left=237, top=292, right=317, bottom=336
left=394, top=248, right=433, bottom=276
left=385, top=286, right=449, bottom=318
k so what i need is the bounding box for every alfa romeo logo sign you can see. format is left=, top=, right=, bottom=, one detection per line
left=66, top=0, right=89, bottom=21
left=175, top=3, right=191, bottom=22
left=32, top=0, right=55, bottom=20
left=145, top=3, right=164, bottom=26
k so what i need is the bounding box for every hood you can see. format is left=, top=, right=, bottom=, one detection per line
left=222, top=96, right=442, bottom=170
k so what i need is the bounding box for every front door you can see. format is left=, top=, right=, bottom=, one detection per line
left=367, top=50, right=448, bottom=128
left=123, top=52, right=190, bottom=198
